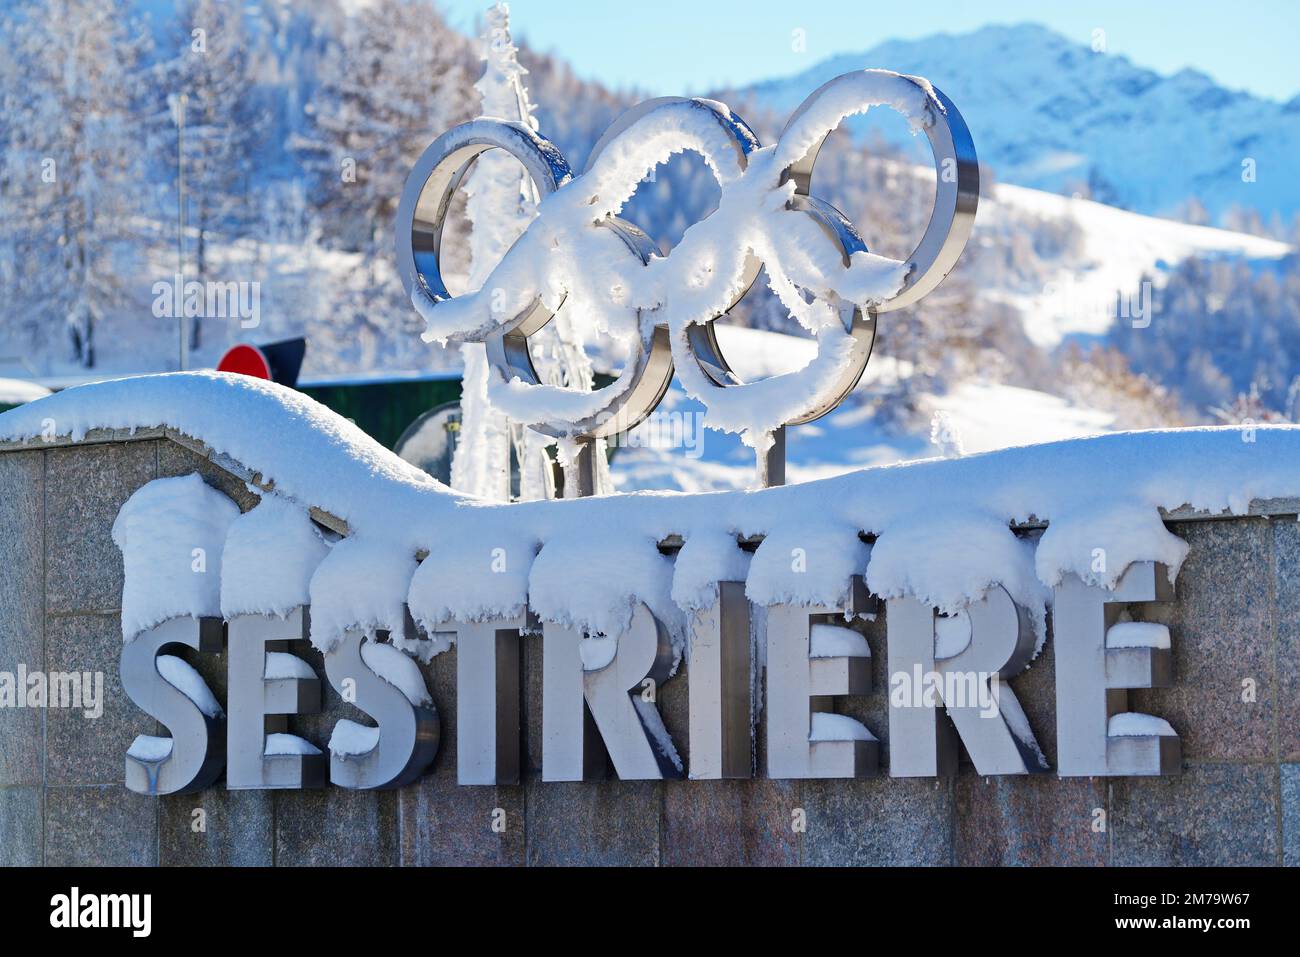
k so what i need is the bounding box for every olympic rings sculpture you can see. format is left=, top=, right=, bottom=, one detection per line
left=396, top=69, right=978, bottom=447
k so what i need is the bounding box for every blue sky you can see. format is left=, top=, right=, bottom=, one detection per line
left=437, top=0, right=1300, bottom=101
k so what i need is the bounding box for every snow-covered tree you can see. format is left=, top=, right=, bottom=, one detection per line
left=929, top=410, right=964, bottom=457
left=453, top=2, right=607, bottom=500
left=164, top=0, right=263, bottom=349
left=1056, top=344, right=1185, bottom=429
left=1209, top=382, right=1286, bottom=427
left=1111, top=254, right=1300, bottom=420
left=290, top=0, right=472, bottom=371
left=293, top=0, right=471, bottom=267
left=0, top=0, right=151, bottom=367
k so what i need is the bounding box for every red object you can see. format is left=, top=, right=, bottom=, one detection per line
left=217, top=344, right=272, bottom=380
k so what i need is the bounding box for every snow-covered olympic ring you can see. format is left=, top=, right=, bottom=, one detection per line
left=395, top=70, right=978, bottom=445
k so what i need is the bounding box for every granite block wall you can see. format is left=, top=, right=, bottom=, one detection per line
left=0, top=435, right=1295, bottom=866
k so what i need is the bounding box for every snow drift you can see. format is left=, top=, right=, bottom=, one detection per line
left=4, top=372, right=1297, bottom=653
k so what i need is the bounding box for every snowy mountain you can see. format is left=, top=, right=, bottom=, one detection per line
left=981, top=180, right=1291, bottom=347
left=740, top=23, right=1300, bottom=224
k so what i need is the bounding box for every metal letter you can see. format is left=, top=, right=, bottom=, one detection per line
left=583, top=603, right=683, bottom=779
left=542, top=603, right=683, bottom=780
left=452, top=616, right=525, bottom=785
left=1053, top=562, right=1180, bottom=776
left=687, top=581, right=751, bottom=779
left=226, top=606, right=327, bottom=789
left=765, top=577, right=878, bottom=779
left=121, top=617, right=225, bottom=795
left=886, top=584, right=1048, bottom=777
left=885, top=597, right=958, bottom=778
left=541, top=621, right=606, bottom=781
left=323, top=630, right=439, bottom=789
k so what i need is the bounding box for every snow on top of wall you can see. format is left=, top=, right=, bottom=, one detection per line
left=408, top=528, right=536, bottom=630
left=528, top=533, right=684, bottom=648
left=7, top=372, right=1300, bottom=653
left=671, top=529, right=752, bottom=612
left=746, top=520, right=870, bottom=608
left=308, top=536, right=419, bottom=650
left=221, top=496, right=332, bottom=620
left=0, top=378, right=51, bottom=405
left=111, top=472, right=240, bottom=640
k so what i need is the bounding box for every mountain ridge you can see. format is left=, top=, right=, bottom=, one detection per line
left=736, top=22, right=1300, bottom=225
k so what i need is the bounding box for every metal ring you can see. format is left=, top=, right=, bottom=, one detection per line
left=584, top=95, right=761, bottom=179
left=778, top=76, right=979, bottom=313
left=542, top=97, right=766, bottom=441
left=395, top=118, right=571, bottom=324
left=682, top=194, right=877, bottom=426
left=484, top=217, right=675, bottom=440
left=677, top=74, right=975, bottom=428
left=583, top=97, right=765, bottom=321
left=395, top=119, right=671, bottom=441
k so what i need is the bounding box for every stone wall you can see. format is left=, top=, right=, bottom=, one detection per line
left=1, top=433, right=1296, bottom=866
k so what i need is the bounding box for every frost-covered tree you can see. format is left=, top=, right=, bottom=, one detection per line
left=164, top=0, right=262, bottom=349
left=1111, top=254, right=1300, bottom=420
left=452, top=2, right=607, bottom=500
left=1056, top=344, right=1185, bottom=429
left=0, top=0, right=151, bottom=367
left=245, top=0, right=328, bottom=175
left=290, top=0, right=472, bottom=370
left=1221, top=204, right=1267, bottom=238
left=0, top=38, right=27, bottom=347
left=513, top=36, right=627, bottom=167
left=929, top=410, right=964, bottom=457
left=453, top=2, right=535, bottom=500
left=1209, top=382, right=1286, bottom=426
left=293, top=0, right=471, bottom=266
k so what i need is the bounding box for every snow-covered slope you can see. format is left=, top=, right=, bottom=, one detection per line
left=983, top=182, right=1292, bottom=346
left=742, top=23, right=1300, bottom=221
left=607, top=326, right=1117, bottom=493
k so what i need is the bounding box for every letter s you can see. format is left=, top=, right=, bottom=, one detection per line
left=323, top=630, right=439, bottom=789
left=120, top=617, right=225, bottom=795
